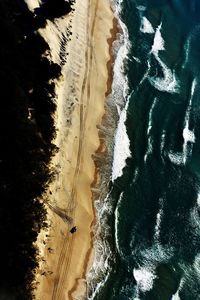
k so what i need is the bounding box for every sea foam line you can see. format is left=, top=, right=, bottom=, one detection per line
left=182, top=78, right=196, bottom=164
left=144, top=97, right=158, bottom=161
left=154, top=198, right=164, bottom=242
left=114, top=192, right=124, bottom=255
left=111, top=0, right=132, bottom=182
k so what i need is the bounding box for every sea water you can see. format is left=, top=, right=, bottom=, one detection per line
left=88, top=1, right=200, bottom=299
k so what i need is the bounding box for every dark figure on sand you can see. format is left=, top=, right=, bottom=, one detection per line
left=70, top=226, right=77, bottom=234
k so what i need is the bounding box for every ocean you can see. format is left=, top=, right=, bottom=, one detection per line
left=87, top=0, right=200, bottom=299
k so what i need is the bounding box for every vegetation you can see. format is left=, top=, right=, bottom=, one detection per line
left=0, top=0, right=74, bottom=298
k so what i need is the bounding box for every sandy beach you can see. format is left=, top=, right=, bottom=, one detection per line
left=33, top=0, right=115, bottom=299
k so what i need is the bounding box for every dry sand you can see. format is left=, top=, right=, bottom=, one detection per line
left=33, top=0, right=115, bottom=299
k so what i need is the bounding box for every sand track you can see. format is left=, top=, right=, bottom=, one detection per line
left=34, top=0, right=114, bottom=299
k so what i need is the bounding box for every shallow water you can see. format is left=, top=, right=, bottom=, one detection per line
left=88, top=1, right=200, bottom=299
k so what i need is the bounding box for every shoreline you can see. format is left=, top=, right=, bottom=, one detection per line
left=33, top=0, right=117, bottom=299
left=69, top=14, right=120, bottom=300
left=106, top=17, right=120, bottom=97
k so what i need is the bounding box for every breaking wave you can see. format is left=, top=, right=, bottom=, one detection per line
left=140, top=17, right=155, bottom=34
left=148, top=23, right=180, bottom=93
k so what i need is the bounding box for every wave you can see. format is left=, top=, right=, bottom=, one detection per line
left=148, top=59, right=180, bottom=94
left=171, top=278, right=184, bottom=300
left=182, top=78, right=196, bottom=163
left=175, top=254, right=200, bottom=299
left=133, top=244, right=174, bottom=295
left=168, top=78, right=196, bottom=165
left=111, top=0, right=130, bottom=109
left=168, top=151, right=184, bottom=166
left=140, top=17, right=155, bottom=34
left=154, top=198, right=164, bottom=243
left=148, top=23, right=180, bottom=93
left=144, top=97, right=158, bottom=161
left=191, top=77, right=197, bottom=96
left=112, top=99, right=131, bottom=181
left=160, top=129, right=166, bottom=158
left=190, top=204, right=200, bottom=237
left=133, top=267, right=157, bottom=293
left=151, top=23, right=165, bottom=55
left=147, top=98, right=158, bottom=136
left=88, top=272, right=110, bottom=300
left=114, top=192, right=124, bottom=255
left=111, top=0, right=132, bottom=182
left=197, top=191, right=200, bottom=206
left=183, top=37, right=190, bottom=69
left=114, top=169, right=138, bottom=256
left=87, top=191, right=113, bottom=299
left=133, top=55, right=141, bottom=63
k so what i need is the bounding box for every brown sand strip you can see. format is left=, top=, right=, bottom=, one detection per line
left=33, top=0, right=116, bottom=299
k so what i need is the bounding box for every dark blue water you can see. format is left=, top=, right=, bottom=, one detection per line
left=89, top=1, right=200, bottom=299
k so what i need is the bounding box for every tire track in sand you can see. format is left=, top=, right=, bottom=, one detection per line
left=51, top=0, right=99, bottom=298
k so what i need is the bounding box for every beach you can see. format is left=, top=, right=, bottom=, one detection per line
left=33, top=0, right=115, bottom=299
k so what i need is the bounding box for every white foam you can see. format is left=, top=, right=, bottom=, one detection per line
left=133, top=267, right=157, bottom=292
left=190, top=205, right=200, bottom=235
left=160, top=129, right=166, bottom=157
left=149, top=23, right=180, bottom=93
left=154, top=198, right=164, bottom=242
left=132, top=244, right=174, bottom=295
left=87, top=186, right=114, bottom=298
left=183, top=127, right=195, bottom=143
left=171, top=293, right=181, bottom=300
left=140, top=17, right=155, bottom=34
left=168, top=151, right=183, bottom=165
left=168, top=77, right=196, bottom=165
left=88, top=0, right=131, bottom=295
left=193, top=253, right=200, bottom=274
left=112, top=20, right=130, bottom=108
left=88, top=272, right=110, bottom=300
left=114, top=192, right=123, bottom=254
left=151, top=23, right=165, bottom=55
left=182, top=78, right=196, bottom=163
left=144, top=97, right=158, bottom=161
left=197, top=192, right=200, bottom=206
left=183, top=38, right=190, bottom=68
left=148, top=56, right=180, bottom=93
left=133, top=56, right=141, bottom=63
left=172, top=277, right=184, bottom=300
left=112, top=100, right=131, bottom=182
left=147, top=97, right=158, bottom=136
left=191, top=78, right=197, bottom=97
left=140, top=243, right=174, bottom=265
